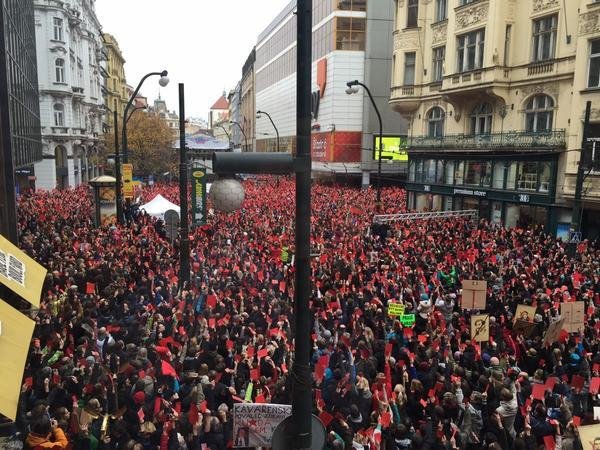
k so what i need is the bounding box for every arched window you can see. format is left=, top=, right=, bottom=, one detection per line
left=55, top=58, right=65, bottom=83
left=53, top=103, right=64, bottom=126
left=427, top=107, right=445, bottom=137
left=525, top=95, right=554, bottom=132
left=470, top=103, right=492, bottom=135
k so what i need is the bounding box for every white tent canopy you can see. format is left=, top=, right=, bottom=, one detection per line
left=139, top=194, right=180, bottom=221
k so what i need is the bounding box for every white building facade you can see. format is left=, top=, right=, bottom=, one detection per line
left=33, top=0, right=107, bottom=190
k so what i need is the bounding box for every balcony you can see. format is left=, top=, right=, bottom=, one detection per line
left=408, top=130, right=566, bottom=153
left=72, top=86, right=84, bottom=97
left=51, top=127, right=69, bottom=135
left=527, top=61, right=555, bottom=76
left=389, top=85, right=423, bottom=115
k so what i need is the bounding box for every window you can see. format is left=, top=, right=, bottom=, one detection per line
left=435, top=0, right=447, bottom=21
left=504, top=25, right=512, bottom=65
left=407, top=0, right=418, bottom=28
left=492, top=162, right=505, bottom=189
left=465, top=161, right=483, bottom=185
left=403, top=52, right=416, bottom=85
left=427, top=107, right=445, bottom=137
left=55, top=58, right=65, bottom=83
left=53, top=103, right=64, bottom=126
left=53, top=17, right=63, bottom=41
left=457, top=29, right=485, bottom=72
left=336, top=17, right=366, bottom=51
left=459, top=0, right=477, bottom=4
left=336, top=0, right=366, bottom=11
left=525, top=95, right=554, bottom=132
left=532, top=15, right=557, bottom=62
left=470, top=103, right=492, bottom=135
left=588, top=39, right=600, bottom=88
left=432, top=46, right=445, bottom=82
left=424, top=159, right=436, bottom=183
left=516, top=162, right=538, bottom=191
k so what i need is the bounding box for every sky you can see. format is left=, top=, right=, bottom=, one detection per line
left=95, top=0, right=291, bottom=120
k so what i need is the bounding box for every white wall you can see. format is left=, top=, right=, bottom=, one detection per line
left=33, top=159, right=56, bottom=191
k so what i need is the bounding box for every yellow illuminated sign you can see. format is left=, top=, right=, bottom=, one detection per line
left=0, top=234, right=47, bottom=308
left=122, top=164, right=134, bottom=199
left=0, top=299, right=35, bottom=420
left=374, top=136, right=409, bottom=161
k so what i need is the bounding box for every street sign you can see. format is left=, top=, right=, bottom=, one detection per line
left=191, top=168, right=207, bottom=225
left=164, top=209, right=179, bottom=242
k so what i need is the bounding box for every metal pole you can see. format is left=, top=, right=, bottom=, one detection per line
left=570, top=100, right=592, bottom=253
left=292, top=0, right=312, bottom=448
left=114, top=110, right=123, bottom=224
left=358, top=82, right=383, bottom=211
left=179, top=83, right=190, bottom=287
left=217, top=124, right=231, bottom=149
left=260, top=111, right=280, bottom=152
left=231, top=121, right=248, bottom=151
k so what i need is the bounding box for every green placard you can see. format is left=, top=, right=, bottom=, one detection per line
left=191, top=168, right=207, bottom=225
left=400, top=314, right=415, bottom=326
left=388, top=302, right=405, bottom=317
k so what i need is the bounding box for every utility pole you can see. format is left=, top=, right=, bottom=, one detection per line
left=178, top=83, right=190, bottom=287
left=114, top=110, right=123, bottom=225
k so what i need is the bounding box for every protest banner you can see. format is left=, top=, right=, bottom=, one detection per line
left=562, top=302, right=585, bottom=333
left=544, top=317, right=566, bottom=345
left=0, top=234, right=47, bottom=308
left=0, top=298, right=36, bottom=420
left=515, top=305, right=536, bottom=323
left=513, top=319, right=537, bottom=338
left=388, top=302, right=405, bottom=317
left=470, top=314, right=489, bottom=342
left=400, top=314, right=415, bottom=327
left=233, top=403, right=292, bottom=447
left=576, top=423, right=600, bottom=450
left=461, top=280, right=487, bottom=310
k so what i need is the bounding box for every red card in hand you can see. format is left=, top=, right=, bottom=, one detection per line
left=314, top=364, right=325, bottom=381
left=403, top=327, right=413, bottom=338
left=590, top=377, right=600, bottom=395
left=137, top=407, right=145, bottom=422
left=226, top=340, right=234, bottom=351
left=380, top=411, right=391, bottom=427
left=206, top=295, right=217, bottom=308
left=435, top=381, right=444, bottom=392
left=250, top=369, right=260, bottom=381
left=246, top=346, right=255, bottom=357
left=385, top=343, right=392, bottom=357
left=545, top=377, right=557, bottom=391
left=208, top=318, right=216, bottom=329
left=281, top=363, right=288, bottom=373
left=255, top=394, right=266, bottom=403
left=420, top=398, right=428, bottom=408
left=319, top=411, right=333, bottom=427
left=572, top=374, right=585, bottom=391
left=200, top=401, right=207, bottom=413
left=257, top=348, right=268, bottom=359
left=428, top=389, right=436, bottom=399
left=573, top=416, right=581, bottom=427
left=531, top=383, right=546, bottom=401
left=24, top=377, right=33, bottom=388
left=318, top=355, right=329, bottom=368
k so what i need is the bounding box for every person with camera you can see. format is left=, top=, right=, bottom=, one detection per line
left=24, top=416, right=68, bottom=449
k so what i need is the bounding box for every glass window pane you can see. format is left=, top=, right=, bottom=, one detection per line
left=445, top=161, right=454, bottom=184
left=493, top=163, right=505, bottom=189
left=455, top=161, right=464, bottom=185
left=589, top=56, right=600, bottom=88
left=506, top=162, right=517, bottom=189
left=539, top=162, right=551, bottom=192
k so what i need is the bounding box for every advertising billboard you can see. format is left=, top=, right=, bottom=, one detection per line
left=373, top=136, right=409, bottom=161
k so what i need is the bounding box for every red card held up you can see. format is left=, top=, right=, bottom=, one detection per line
left=419, top=398, right=428, bottom=408
left=226, top=340, right=234, bottom=351
left=206, top=295, right=217, bottom=308
left=545, top=377, right=558, bottom=392
left=428, top=389, right=436, bottom=399
left=435, top=381, right=444, bottom=392
left=314, top=364, right=325, bottom=381
left=572, top=416, right=581, bottom=427
left=257, top=348, right=269, bottom=359
left=403, top=328, right=413, bottom=338
left=250, top=369, right=260, bottom=381
left=590, top=377, right=600, bottom=395
left=572, top=374, right=585, bottom=391
left=543, top=435, right=555, bottom=450
left=380, top=411, right=391, bottom=427
left=246, top=346, right=255, bottom=357
left=208, top=318, right=216, bottom=329
left=531, top=383, right=546, bottom=401
left=281, top=363, right=288, bottom=373
left=255, top=394, right=266, bottom=403
left=319, top=411, right=333, bottom=427
left=137, top=407, right=145, bottom=422
left=385, top=343, right=393, bottom=357
left=318, top=355, right=329, bottom=368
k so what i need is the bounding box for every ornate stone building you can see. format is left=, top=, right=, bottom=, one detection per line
left=33, top=0, right=107, bottom=190
left=391, top=0, right=600, bottom=237
left=103, top=33, right=127, bottom=132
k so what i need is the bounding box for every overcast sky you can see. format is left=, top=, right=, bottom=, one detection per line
left=95, top=0, right=290, bottom=120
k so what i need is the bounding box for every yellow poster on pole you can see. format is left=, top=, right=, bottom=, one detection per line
left=122, top=164, right=134, bottom=199
left=0, top=299, right=35, bottom=421
left=0, top=234, right=46, bottom=308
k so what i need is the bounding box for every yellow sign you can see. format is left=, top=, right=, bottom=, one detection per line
left=0, top=299, right=36, bottom=420
left=388, top=302, right=405, bottom=317
left=192, top=170, right=205, bottom=178
left=374, top=136, right=409, bottom=161
left=0, top=234, right=46, bottom=308
left=514, top=305, right=536, bottom=323
left=122, top=164, right=134, bottom=199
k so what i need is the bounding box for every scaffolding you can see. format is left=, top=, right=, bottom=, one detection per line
left=373, top=209, right=479, bottom=224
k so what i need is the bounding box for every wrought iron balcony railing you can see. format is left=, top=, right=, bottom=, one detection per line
left=408, top=129, right=566, bottom=151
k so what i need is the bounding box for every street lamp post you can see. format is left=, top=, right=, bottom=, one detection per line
left=122, top=70, right=169, bottom=164
left=257, top=110, right=280, bottom=152
left=230, top=120, right=248, bottom=151
left=215, top=124, right=231, bottom=149
left=346, top=80, right=384, bottom=211
left=125, top=105, right=147, bottom=125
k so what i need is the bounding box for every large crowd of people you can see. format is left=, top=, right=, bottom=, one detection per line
left=1, top=178, right=599, bottom=450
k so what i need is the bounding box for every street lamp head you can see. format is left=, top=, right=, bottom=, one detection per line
left=256, top=111, right=262, bottom=119
left=346, top=80, right=359, bottom=88
left=159, top=75, right=170, bottom=87
left=160, top=70, right=168, bottom=77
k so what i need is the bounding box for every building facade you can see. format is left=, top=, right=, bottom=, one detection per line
left=228, top=83, right=243, bottom=150
left=149, top=95, right=179, bottom=137
left=209, top=94, right=230, bottom=144
left=103, top=32, right=127, bottom=131
left=33, top=0, right=106, bottom=190
left=254, top=0, right=406, bottom=183
left=240, top=48, right=256, bottom=151
left=391, top=0, right=600, bottom=238
left=0, top=0, right=42, bottom=242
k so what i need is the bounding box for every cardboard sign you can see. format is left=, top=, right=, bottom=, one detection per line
left=470, top=314, right=489, bottom=342
left=513, top=319, right=537, bottom=338
left=561, top=302, right=585, bottom=333
left=232, top=403, right=292, bottom=448
left=388, top=302, right=405, bottom=317
left=461, top=280, right=487, bottom=310
left=515, top=305, right=536, bottom=323
left=544, top=317, right=566, bottom=345
left=577, top=423, right=600, bottom=450
left=400, top=314, right=415, bottom=327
